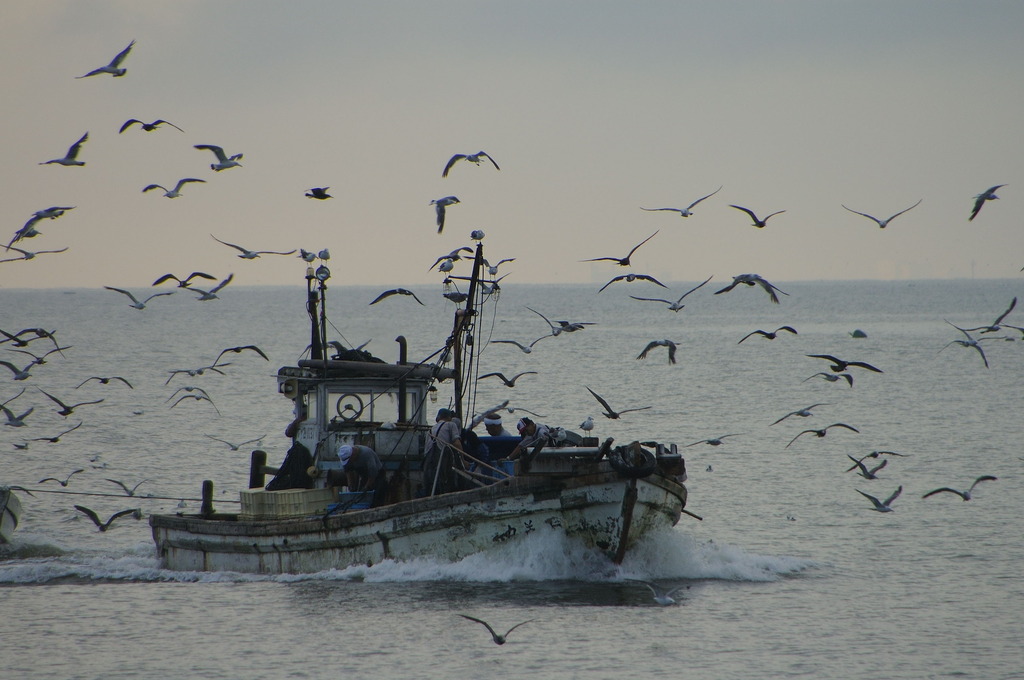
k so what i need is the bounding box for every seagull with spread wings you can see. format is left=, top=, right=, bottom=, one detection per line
left=457, top=614, right=533, bottom=645
left=640, top=186, right=722, bottom=217
left=963, top=297, right=1018, bottom=334
left=195, top=144, right=243, bottom=171
left=785, top=423, right=860, bottom=448
left=212, top=235, right=296, bottom=259
left=0, top=245, right=70, bottom=263
left=585, top=386, right=651, bottom=419
left=442, top=151, right=500, bottom=177
left=922, top=475, right=997, bottom=501
left=152, top=272, right=217, bottom=288
left=636, top=339, right=681, bottom=364
left=738, top=326, right=798, bottom=344
left=191, top=273, right=234, bottom=301
left=729, top=204, right=785, bottom=228
left=105, top=478, right=150, bottom=497
left=715, top=274, right=789, bottom=304
left=939, top=321, right=991, bottom=368
left=369, top=288, right=425, bottom=306
left=120, top=118, right=183, bottom=133
left=857, top=486, right=902, bottom=512
left=76, top=376, right=133, bottom=389
left=582, top=231, right=658, bottom=267
left=770, top=403, right=830, bottom=426
left=143, top=177, right=205, bottom=198
left=599, top=273, right=667, bottom=293
left=842, top=199, right=922, bottom=228
left=969, top=184, right=1005, bottom=221
left=213, top=345, right=268, bottom=364
left=806, top=354, right=883, bottom=373
left=204, top=434, right=266, bottom=451
left=74, top=505, right=141, bottom=531
left=478, top=371, right=538, bottom=387
left=39, top=469, right=84, bottom=487
left=846, top=455, right=888, bottom=480
left=37, top=388, right=103, bottom=417
left=685, top=433, right=741, bottom=447
left=40, top=132, right=88, bottom=166
left=31, top=421, right=83, bottom=444
left=629, top=275, right=712, bottom=312
left=77, top=40, right=135, bottom=78
left=104, top=286, right=174, bottom=310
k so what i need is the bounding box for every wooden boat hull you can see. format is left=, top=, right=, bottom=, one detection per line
left=150, top=470, right=685, bottom=574
left=1, top=488, right=22, bottom=544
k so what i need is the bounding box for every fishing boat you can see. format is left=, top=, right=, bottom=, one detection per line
left=149, top=244, right=693, bottom=574
left=1, top=486, right=23, bottom=544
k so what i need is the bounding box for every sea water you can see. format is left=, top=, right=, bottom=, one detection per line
left=1, top=280, right=1022, bottom=679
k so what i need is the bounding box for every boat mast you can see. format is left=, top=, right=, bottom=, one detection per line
left=450, top=243, right=484, bottom=425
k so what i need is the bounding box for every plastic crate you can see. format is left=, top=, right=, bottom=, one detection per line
left=239, top=487, right=336, bottom=519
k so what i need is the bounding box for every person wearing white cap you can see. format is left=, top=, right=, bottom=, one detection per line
left=507, top=417, right=551, bottom=461
left=482, top=412, right=512, bottom=437
left=336, top=444, right=384, bottom=501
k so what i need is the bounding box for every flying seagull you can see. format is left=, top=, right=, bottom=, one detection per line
left=770, top=403, right=830, bottom=426
left=585, top=386, right=651, bottom=419
left=305, top=187, right=332, bottom=200
left=457, top=614, right=533, bottom=645
left=969, top=184, right=1005, bottom=221
left=77, top=40, right=135, bottom=78
left=213, top=345, right=269, bottom=364
left=922, top=475, right=997, bottom=501
left=104, top=286, right=174, bottom=310
left=191, top=273, right=234, bottom=301
left=194, top=144, right=243, bottom=171
left=0, top=360, right=37, bottom=381
left=37, top=388, right=103, bottom=417
left=738, top=326, right=798, bottom=344
left=479, top=371, right=538, bottom=387
left=8, top=345, right=71, bottom=366
left=204, top=434, right=266, bottom=451
left=143, top=178, right=205, bottom=198
left=30, top=421, right=84, bottom=444
left=963, top=297, right=1018, bottom=334
left=39, top=469, right=85, bottom=487
left=842, top=199, right=922, bottom=228
left=212, top=235, right=296, bottom=259
left=370, top=288, right=425, bottom=306
left=152, top=272, right=217, bottom=288
left=8, top=207, right=75, bottom=249
left=0, top=246, right=69, bottom=263
left=785, top=423, right=860, bottom=448
left=685, top=434, right=741, bottom=447
left=729, top=204, right=785, bottom=228
left=429, top=247, right=473, bottom=271
left=442, top=151, right=500, bottom=177
left=857, top=486, right=902, bottom=512
left=598, top=273, right=667, bottom=293
left=165, top=363, right=230, bottom=385
left=582, top=231, right=658, bottom=267
left=846, top=455, right=888, bottom=480
left=636, top=339, right=681, bottom=364
left=74, top=505, right=141, bottom=531
left=629, top=275, right=713, bottom=312
left=491, top=337, right=549, bottom=354
left=802, top=372, right=854, bottom=387
left=170, top=393, right=221, bottom=415
left=715, top=274, right=789, bottom=304
left=76, top=376, right=133, bottom=389
left=119, top=118, right=184, bottom=133
left=105, top=478, right=150, bottom=497
left=1, top=404, right=34, bottom=427
left=40, top=132, right=88, bottom=166
left=629, top=580, right=688, bottom=606
left=640, top=186, right=722, bottom=217
left=430, top=196, right=460, bottom=234
left=939, top=321, right=991, bottom=368
left=483, top=257, right=515, bottom=276
left=806, top=354, right=883, bottom=373
left=525, top=306, right=594, bottom=336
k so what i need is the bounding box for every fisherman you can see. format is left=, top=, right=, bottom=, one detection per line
left=421, top=408, right=464, bottom=495
left=337, top=444, right=388, bottom=507
left=481, top=412, right=513, bottom=437
left=266, top=405, right=314, bottom=491
left=506, top=417, right=551, bottom=461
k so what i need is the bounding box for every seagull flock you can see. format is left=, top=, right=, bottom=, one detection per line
left=1, top=40, right=1014, bottom=546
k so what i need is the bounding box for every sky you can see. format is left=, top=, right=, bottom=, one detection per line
left=2, top=1, right=1023, bottom=290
